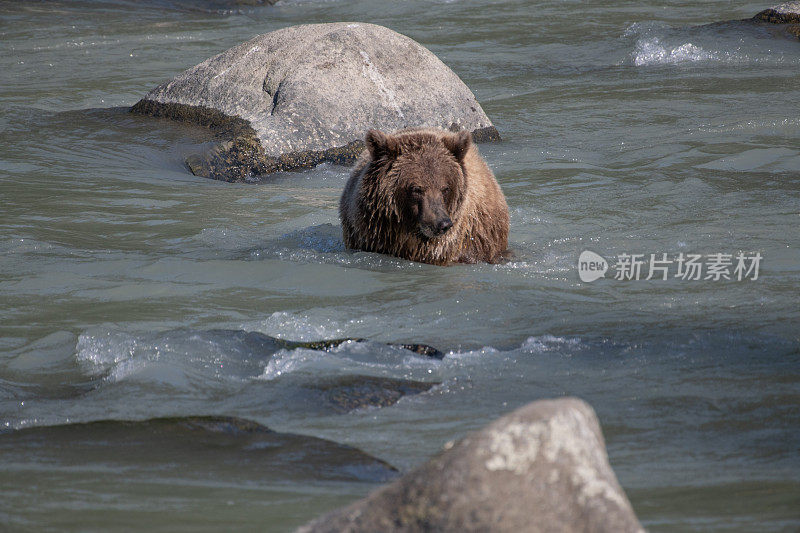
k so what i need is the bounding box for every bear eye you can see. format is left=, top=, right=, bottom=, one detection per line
left=442, top=187, right=451, bottom=196
left=410, top=186, right=423, bottom=196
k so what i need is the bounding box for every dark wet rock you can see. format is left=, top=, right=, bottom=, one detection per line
left=139, top=0, right=279, bottom=11
left=298, top=398, right=643, bottom=533
left=311, top=376, right=437, bottom=413
left=66, top=0, right=280, bottom=15
left=200, top=330, right=441, bottom=412
left=285, top=337, right=444, bottom=360
left=754, top=2, right=800, bottom=23
left=752, top=2, right=800, bottom=39
left=0, top=416, right=397, bottom=483
left=290, top=338, right=444, bottom=360
left=208, top=329, right=443, bottom=360
left=220, top=0, right=278, bottom=5
left=388, top=343, right=444, bottom=359
left=131, top=22, right=499, bottom=182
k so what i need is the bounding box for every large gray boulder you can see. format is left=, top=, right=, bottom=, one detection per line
left=297, top=398, right=643, bottom=533
left=132, top=22, right=499, bottom=182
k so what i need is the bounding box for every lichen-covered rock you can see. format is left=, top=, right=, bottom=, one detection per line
left=132, top=23, right=499, bottom=182
left=297, top=398, right=643, bottom=533
left=753, top=2, right=800, bottom=39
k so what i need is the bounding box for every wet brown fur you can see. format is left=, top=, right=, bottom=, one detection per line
left=339, top=128, right=509, bottom=266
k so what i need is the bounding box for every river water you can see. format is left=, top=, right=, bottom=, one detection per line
left=1, top=0, right=799, bottom=531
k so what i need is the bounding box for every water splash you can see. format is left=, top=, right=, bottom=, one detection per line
left=622, top=20, right=800, bottom=67
left=632, top=37, right=714, bottom=66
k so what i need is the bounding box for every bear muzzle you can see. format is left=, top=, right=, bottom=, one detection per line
left=420, top=215, right=453, bottom=239
left=435, top=217, right=453, bottom=235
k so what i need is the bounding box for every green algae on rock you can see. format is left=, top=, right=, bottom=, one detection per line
left=131, top=22, right=500, bottom=182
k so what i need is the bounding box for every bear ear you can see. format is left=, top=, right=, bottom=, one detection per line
left=443, top=130, right=472, bottom=163
left=365, top=129, right=398, bottom=161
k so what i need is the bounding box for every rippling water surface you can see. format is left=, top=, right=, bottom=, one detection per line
left=1, top=1, right=799, bottom=531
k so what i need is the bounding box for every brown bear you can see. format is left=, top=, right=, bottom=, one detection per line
left=339, top=127, right=509, bottom=265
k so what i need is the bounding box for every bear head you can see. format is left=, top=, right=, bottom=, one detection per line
left=364, top=128, right=471, bottom=240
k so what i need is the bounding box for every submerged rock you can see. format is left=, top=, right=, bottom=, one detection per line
left=217, top=0, right=278, bottom=5
left=208, top=329, right=444, bottom=360
left=752, top=2, right=800, bottom=39
left=131, top=22, right=499, bottom=182
left=0, top=416, right=397, bottom=483
left=154, top=0, right=279, bottom=10
left=311, top=376, right=437, bottom=413
left=203, top=329, right=442, bottom=412
left=298, top=398, right=643, bottom=533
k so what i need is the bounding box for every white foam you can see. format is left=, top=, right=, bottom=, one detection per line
left=632, top=37, right=714, bottom=66
left=521, top=335, right=582, bottom=353
left=247, top=311, right=350, bottom=341
left=75, top=331, right=144, bottom=381
left=258, top=342, right=441, bottom=382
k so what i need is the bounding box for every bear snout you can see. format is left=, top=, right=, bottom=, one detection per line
left=421, top=215, right=452, bottom=238
left=435, top=217, right=453, bottom=235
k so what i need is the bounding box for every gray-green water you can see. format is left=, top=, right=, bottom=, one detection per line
left=1, top=0, right=799, bottom=531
